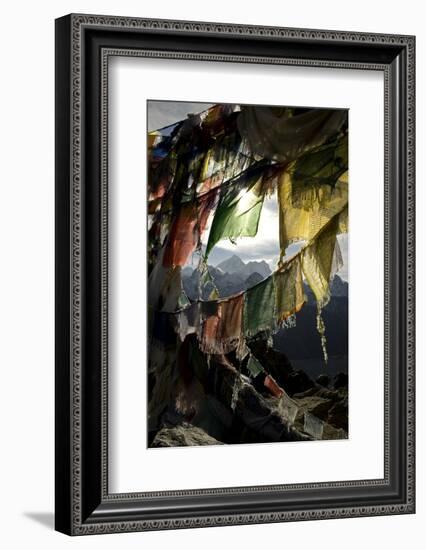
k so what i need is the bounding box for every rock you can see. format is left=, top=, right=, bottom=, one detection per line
left=294, top=396, right=335, bottom=422
left=304, top=411, right=324, bottom=439
left=203, top=357, right=311, bottom=443
left=151, top=424, right=224, bottom=447
left=235, top=382, right=311, bottom=442
left=292, top=387, right=317, bottom=398
left=333, top=372, right=348, bottom=389
left=286, top=370, right=315, bottom=395
left=322, top=422, right=347, bottom=440
left=293, top=386, right=344, bottom=401
left=191, top=395, right=234, bottom=442
left=246, top=339, right=294, bottom=390
left=316, top=374, right=330, bottom=387
left=315, top=387, right=341, bottom=400
left=327, top=397, right=348, bottom=430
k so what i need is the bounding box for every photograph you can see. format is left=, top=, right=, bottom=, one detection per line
left=147, top=100, right=349, bottom=448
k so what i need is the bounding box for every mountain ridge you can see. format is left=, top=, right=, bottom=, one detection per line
left=182, top=255, right=347, bottom=301
left=217, top=254, right=271, bottom=279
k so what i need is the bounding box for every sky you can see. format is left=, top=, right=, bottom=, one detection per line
left=148, top=101, right=214, bottom=131
left=148, top=100, right=348, bottom=281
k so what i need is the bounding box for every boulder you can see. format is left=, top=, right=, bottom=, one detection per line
left=151, top=424, right=224, bottom=447
left=286, top=369, right=315, bottom=395
left=327, top=397, right=348, bottom=430
left=246, top=339, right=294, bottom=389
left=293, top=396, right=335, bottom=422
left=333, top=372, right=348, bottom=389
left=322, top=422, right=347, bottom=440
left=316, top=374, right=330, bottom=387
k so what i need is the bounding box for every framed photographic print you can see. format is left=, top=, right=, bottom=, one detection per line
left=55, top=14, right=415, bottom=535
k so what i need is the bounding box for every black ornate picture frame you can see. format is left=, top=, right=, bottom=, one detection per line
left=55, top=14, right=415, bottom=535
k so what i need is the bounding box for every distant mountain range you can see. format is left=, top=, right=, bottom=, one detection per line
left=217, top=255, right=271, bottom=279
left=182, top=254, right=271, bottom=300
left=182, top=254, right=348, bottom=302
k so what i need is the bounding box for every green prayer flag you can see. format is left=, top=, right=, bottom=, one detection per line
left=243, top=276, right=276, bottom=338
left=205, top=167, right=265, bottom=257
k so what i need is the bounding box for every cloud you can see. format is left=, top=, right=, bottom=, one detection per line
left=336, top=234, right=348, bottom=281
left=209, top=240, right=280, bottom=265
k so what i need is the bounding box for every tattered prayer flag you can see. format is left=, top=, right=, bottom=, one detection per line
left=177, top=290, right=191, bottom=309
left=301, top=215, right=341, bottom=307
left=278, top=169, right=348, bottom=256
left=205, top=166, right=266, bottom=257
left=200, top=313, right=221, bottom=354
left=274, top=256, right=306, bottom=322
left=175, top=302, right=200, bottom=342
left=277, top=391, right=299, bottom=424
left=246, top=355, right=265, bottom=378
left=163, top=189, right=217, bottom=268
left=301, top=210, right=343, bottom=367
left=337, top=204, right=349, bottom=234
left=148, top=121, right=181, bottom=161
left=219, top=295, right=244, bottom=344
left=243, top=276, right=276, bottom=338
left=200, top=294, right=244, bottom=354
left=237, top=106, right=347, bottom=163
left=162, top=204, right=199, bottom=267
left=263, top=375, right=284, bottom=398
left=148, top=131, right=161, bottom=150
left=304, top=411, right=324, bottom=440
left=290, top=135, right=348, bottom=208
